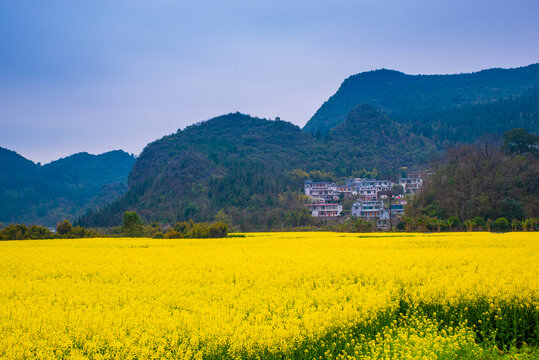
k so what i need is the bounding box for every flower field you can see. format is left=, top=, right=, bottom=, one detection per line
left=0, top=232, right=537, bottom=359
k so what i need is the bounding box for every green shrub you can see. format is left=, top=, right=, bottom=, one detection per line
left=494, top=217, right=510, bottom=231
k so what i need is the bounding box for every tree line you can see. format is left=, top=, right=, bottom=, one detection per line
left=118, top=211, right=228, bottom=239
left=0, top=220, right=101, bottom=240
left=0, top=211, right=229, bottom=240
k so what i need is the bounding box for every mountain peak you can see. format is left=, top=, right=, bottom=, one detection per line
left=331, top=103, right=392, bottom=135
left=304, top=63, right=539, bottom=133
left=347, top=103, right=381, bottom=117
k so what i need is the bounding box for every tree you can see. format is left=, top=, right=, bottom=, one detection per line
left=415, top=216, right=427, bottom=232
left=463, top=219, right=473, bottom=232
left=349, top=217, right=373, bottom=232
left=165, top=230, right=183, bottom=239
left=522, top=218, right=531, bottom=231
left=122, top=211, right=143, bottom=237
left=208, top=222, right=228, bottom=238
left=501, top=128, right=539, bottom=155
left=530, top=217, right=537, bottom=232
left=497, top=198, right=526, bottom=220
left=428, top=217, right=443, bottom=232
left=447, top=216, right=459, bottom=232
left=472, top=217, right=485, bottom=231
left=494, top=217, right=509, bottom=231
left=28, top=225, right=54, bottom=239
left=56, top=220, right=73, bottom=236
left=214, top=209, right=232, bottom=226
left=486, top=219, right=494, bottom=232
left=511, top=218, right=520, bottom=232
left=0, top=224, right=28, bottom=240
left=403, top=217, right=414, bottom=232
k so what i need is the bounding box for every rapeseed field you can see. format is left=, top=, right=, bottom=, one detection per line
left=0, top=232, right=537, bottom=359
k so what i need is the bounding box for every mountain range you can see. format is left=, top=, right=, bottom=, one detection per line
left=0, top=149, right=135, bottom=226
left=2, top=63, right=538, bottom=228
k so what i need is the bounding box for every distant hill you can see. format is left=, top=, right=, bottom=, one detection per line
left=304, top=63, right=539, bottom=133
left=77, top=114, right=320, bottom=229
left=0, top=149, right=136, bottom=226
left=77, top=112, right=436, bottom=230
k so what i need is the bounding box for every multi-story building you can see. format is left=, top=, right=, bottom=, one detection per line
left=351, top=198, right=406, bottom=230
left=304, top=180, right=336, bottom=193
left=348, top=179, right=391, bottom=193
left=304, top=181, right=340, bottom=201
left=351, top=199, right=390, bottom=230
left=336, top=185, right=356, bottom=198
left=356, top=187, right=378, bottom=201
left=390, top=200, right=406, bottom=216
left=305, top=203, right=343, bottom=217
left=398, top=174, right=423, bottom=194
left=352, top=199, right=386, bottom=219
left=358, top=179, right=391, bottom=188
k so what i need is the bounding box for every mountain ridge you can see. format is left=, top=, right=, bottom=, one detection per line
left=0, top=148, right=136, bottom=226
left=304, top=63, right=539, bottom=133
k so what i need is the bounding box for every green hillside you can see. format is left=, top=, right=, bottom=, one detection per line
left=304, top=64, right=539, bottom=133
left=325, top=104, right=438, bottom=171
left=0, top=149, right=136, bottom=226
left=76, top=111, right=436, bottom=230
left=406, top=131, right=539, bottom=222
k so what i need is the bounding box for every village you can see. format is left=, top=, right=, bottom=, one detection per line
left=304, top=173, right=424, bottom=230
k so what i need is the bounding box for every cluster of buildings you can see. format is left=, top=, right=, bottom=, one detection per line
left=304, top=173, right=424, bottom=230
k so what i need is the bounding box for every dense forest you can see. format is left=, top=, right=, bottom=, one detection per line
left=406, top=129, right=538, bottom=224
left=0, top=149, right=135, bottom=226
left=406, top=90, right=539, bottom=146
left=304, top=63, right=539, bottom=133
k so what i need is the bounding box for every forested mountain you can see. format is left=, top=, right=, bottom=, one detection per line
left=77, top=114, right=317, bottom=229
left=77, top=111, right=435, bottom=230
left=304, top=63, right=539, bottom=134
left=0, top=149, right=136, bottom=226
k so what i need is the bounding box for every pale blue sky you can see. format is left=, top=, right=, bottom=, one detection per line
left=1, top=0, right=538, bottom=163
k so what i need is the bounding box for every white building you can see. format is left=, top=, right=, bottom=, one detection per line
left=347, top=179, right=391, bottom=193
left=304, top=180, right=340, bottom=202
left=352, top=198, right=407, bottom=230
left=351, top=199, right=391, bottom=230
left=305, top=203, right=343, bottom=217
left=352, top=199, right=386, bottom=219
left=398, top=174, right=423, bottom=194
left=356, top=187, right=379, bottom=200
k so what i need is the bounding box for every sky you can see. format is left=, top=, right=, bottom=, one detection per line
left=1, top=0, right=538, bottom=164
